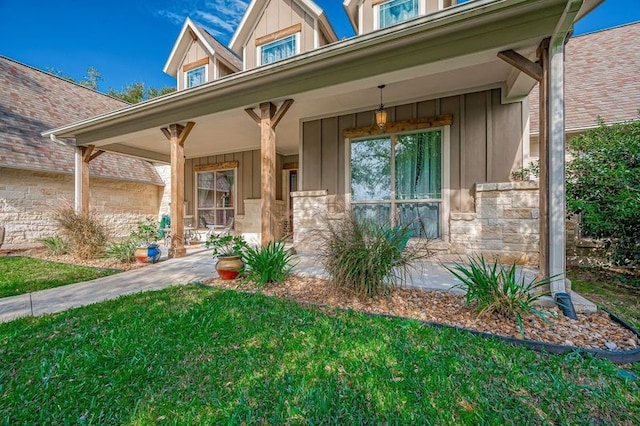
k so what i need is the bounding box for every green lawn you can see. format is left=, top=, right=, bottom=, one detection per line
left=0, top=257, right=120, bottom=298
left=569, top=267, right=640, bottom=330
left=1, top=286, right=638, bottom=424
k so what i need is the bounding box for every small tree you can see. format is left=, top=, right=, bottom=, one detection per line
left=566, top=117, right=640, bottom=268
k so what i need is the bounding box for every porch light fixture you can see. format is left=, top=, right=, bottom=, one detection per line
left=375, top=84, right=387, bottom=130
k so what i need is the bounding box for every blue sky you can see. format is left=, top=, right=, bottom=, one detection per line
left=0, top=0, right=638, bottom=92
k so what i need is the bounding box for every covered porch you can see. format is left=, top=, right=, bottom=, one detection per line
left=44, top=0, right=601, bottom=296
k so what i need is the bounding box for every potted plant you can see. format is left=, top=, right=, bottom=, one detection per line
left=132, top=217, right=162, bottom=263
left=205, top=234, right=248, bottom=279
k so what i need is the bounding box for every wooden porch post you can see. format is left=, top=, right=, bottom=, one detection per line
left=161, top=122, right=195, bottom=258
left=245, top=99, right=294, bottom=246
left=74, top=144, right=104, bottom=215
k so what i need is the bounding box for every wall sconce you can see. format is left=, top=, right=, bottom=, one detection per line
left=375, top=84, right=387, bottom=130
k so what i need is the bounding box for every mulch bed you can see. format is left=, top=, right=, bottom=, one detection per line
left=203, top=275, right=639, bottom=352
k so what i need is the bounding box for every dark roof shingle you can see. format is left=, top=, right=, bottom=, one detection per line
left=0, top=56, right=164, bottom=185
left=530, top=22, right=640, bottom=134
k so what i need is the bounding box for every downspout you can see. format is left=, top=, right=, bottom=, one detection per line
left=548, top=0, right=583, bottom=319
left=50, top=134, right=83, bottom=214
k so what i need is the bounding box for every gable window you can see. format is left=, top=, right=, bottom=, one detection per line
left=350, top=129, right=442, bottom=238
left=196, top=168, right=235, bottom=228
left=186, top=65, right=206, bottom=88
left=259, top=34, right=298, bottom=65
left=378, top=0, right=419, bottom=29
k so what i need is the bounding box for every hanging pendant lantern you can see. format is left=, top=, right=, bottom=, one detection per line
left=375, top=84, right=387, bottom=130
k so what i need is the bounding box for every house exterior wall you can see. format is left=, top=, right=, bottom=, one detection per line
left=184, top=149, right=284, bottom=224
left=0, top=167, right=161, bottom=249
left=243, top=0, right=317, bottom=69
left=301, top=88, right=524, bottom=212
left=292, top=182, right=540, bottom=265
left=357, top=0, right=455, bottom=35
left=177, top=40, right=212, bottom=90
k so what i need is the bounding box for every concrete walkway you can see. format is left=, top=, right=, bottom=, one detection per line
left=0, top=248, right=216, bottom=323
left=0, top=248, right=595, bottom=323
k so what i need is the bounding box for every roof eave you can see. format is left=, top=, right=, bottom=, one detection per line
left=44, top=0, right=572, bottom=139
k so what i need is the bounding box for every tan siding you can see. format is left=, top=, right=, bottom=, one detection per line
left=178, top=41, right=212, bottom=90
left=337, top=116, right=354, bottom=195
left=283, top=154, right=299, bottom=164
left=463, top=91, right=488, bottom=210
left=441, top=95, right=461, bottom=212
left=320, top=117, right=338, bottom=194
left=426, top=0, right=440, bottom=13
left=302, top=120, right=322, bottom=190
left=184, top=149, right=284, bottom=218
left=242, top=150, right=254, bottom=212
left=252, top=150, right=261, bottom=199
left=243, top=0, right=316, bottom=69
left=490, top=89, right=523, bottom=181
left=217, top=62, right=235, bottom=78
left=300, top=90, right=524, bottom=215
left=362, top=0, right=374, bottom=34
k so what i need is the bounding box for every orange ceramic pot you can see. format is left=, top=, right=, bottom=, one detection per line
left=216, top=255, right=244, bottom=280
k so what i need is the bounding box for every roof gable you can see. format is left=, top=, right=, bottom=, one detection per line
left=229, top=0, right=338, bottom=54
left=0, top=56, right=163, bottom=185
left=164, top=18, right=242, bottom=77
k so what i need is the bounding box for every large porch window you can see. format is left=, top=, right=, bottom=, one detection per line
left=350, top=129, right=442, bottom=238
left=196, top=169, right=235, bottom=228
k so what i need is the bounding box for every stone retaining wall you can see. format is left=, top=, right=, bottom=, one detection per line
left=291, top=183, right=541, bottom=264
left=449, top=182, right=540, bottom=264
left=0, top=167, right=162, bottom=249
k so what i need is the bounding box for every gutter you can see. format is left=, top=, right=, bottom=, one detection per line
left=548, top=0, right=583, bottom=319
left=42, top=0, right=536, bottom=139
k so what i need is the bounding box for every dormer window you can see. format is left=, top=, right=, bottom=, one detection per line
left=259, top=34, right=298, bottom=66
left=186, top=65, right=206, bottom=88
left=377, top=0, right=419, bottom=29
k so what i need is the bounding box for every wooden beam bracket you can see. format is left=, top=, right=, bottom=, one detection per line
left=498, top=49, right=543, bottom=82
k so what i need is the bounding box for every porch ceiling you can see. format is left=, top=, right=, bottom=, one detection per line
left=45, top=0, right=596, bottom=162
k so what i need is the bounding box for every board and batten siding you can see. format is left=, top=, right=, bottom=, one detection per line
left=301, top=88, right=523, bottom=212
left=244, top=0, right=316, bottom=69
left=177, top=41, right=211, bottom=91
left=184, top=150, right=284, bottom=217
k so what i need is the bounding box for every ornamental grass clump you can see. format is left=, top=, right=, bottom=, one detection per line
left=319, top=214, right=430, bottom=298
left=52, top=205, right=108, bottom=260
left=445, top=255, right=552, bottom=334
left=243, top=240, right=296, bottom=286
left=39, top=235, right=69, bottom=255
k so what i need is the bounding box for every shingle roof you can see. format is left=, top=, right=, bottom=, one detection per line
left=0, top=56, right=164, bottom=185
left=196, top=24, right=243, bottom=71
left=530, top=21, right=640, bottom=134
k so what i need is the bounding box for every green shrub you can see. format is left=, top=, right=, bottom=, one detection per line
left=131, top=217, right=161, bottom=247
left=52, top=206, right=108, bottom=260
left=510, top=160, right=540, bottom=181
left=318, top=214, right=430, bottom=298
left=444, top=255, right=551, bottom=334
left=567, top=117, right=640, bottom=268
left=39, top=235, right=69, bottom=255
left=243, top=240, right=295, bottom=286
left=105, top=238, right=137, bottom=263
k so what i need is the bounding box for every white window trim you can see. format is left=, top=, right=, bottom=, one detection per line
left=256, top=33, right=301, bottom=67
left=184, top=65, right=208, bottom=89
left=374, top=0, right=423, bottom=30
left=194, top=168, right=237, bottom=227
left=345, top=126, right=450, bottom=241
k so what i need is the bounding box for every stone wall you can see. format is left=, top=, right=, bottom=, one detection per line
left=449, top=182, right=540, bottom=264
left=234, top=198, right=286, bottom=241
left=154, top=164, right=171, bottom=218
left=0, top=167, right=162, bottom=249
left=291, top=183, right=541, bottom=264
